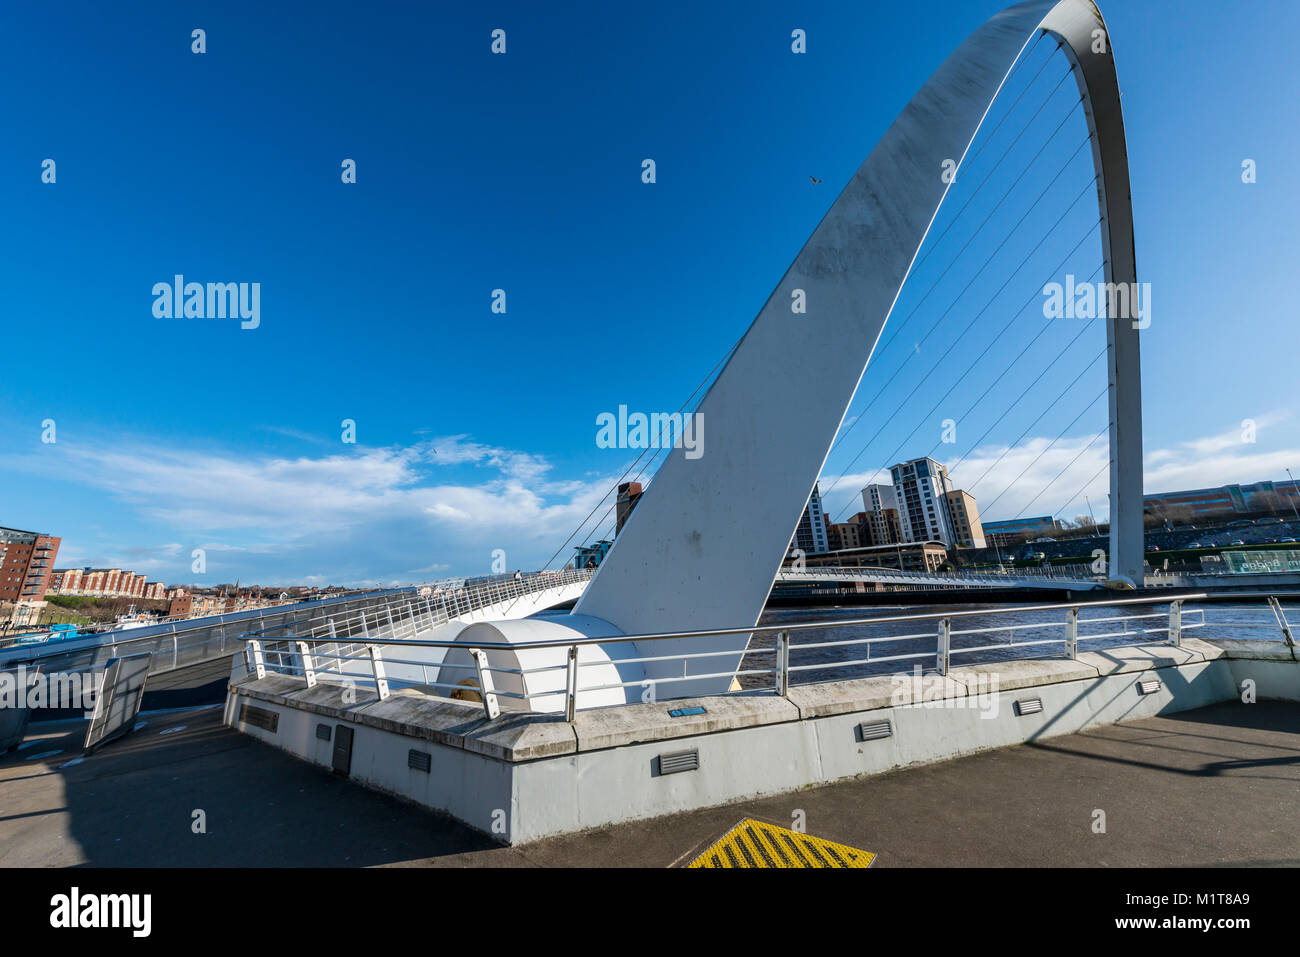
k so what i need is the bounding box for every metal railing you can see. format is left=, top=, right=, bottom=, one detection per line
left=778, top=563, right=1102, bottom=584
left=239, top=567, right=594, bottom=649
left=238, top=591, right=1300, bottom=723
left=0, top=587, right=422, bottom=684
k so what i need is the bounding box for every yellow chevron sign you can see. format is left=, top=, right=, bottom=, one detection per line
left=687, top=818, right=875, bottom=868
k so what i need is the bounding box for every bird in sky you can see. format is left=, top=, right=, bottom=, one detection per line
left=809, top=175, right=822, bottom=184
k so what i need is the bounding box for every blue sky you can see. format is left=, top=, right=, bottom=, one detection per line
left=1, top=0, right=1297, bottom=586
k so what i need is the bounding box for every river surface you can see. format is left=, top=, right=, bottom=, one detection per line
left=738, top=600, right=1290, bottom=689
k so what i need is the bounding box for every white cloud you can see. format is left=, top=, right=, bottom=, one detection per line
left=818, top=410, right=1300, bottom=526
left=12, top=411, right=1298, bottom=586
left=2, top=435, right=625, bottom=585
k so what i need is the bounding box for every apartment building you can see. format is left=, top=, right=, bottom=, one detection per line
left=0, top=527, right=62, bottom=603
left=49, top=566, right=168, bottom=600
left=826, top=518, right=866, bottom=552
left=792, top=483, right=830, bottom=555
left=942, top=489, right=987, bottom=548
left=889, top=457, right=958, bottom=544
left=861, top=483, right=903, bottom=546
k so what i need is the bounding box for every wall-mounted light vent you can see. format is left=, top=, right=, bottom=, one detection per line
left=316, top=723, right=332, bottom=741
left=858, top=718, right=893, bottom=741
left=1137, top=678, right=1161, bottom=696
left=408, top=749, right=432, bottom=773
left=658, top=749, right=699, bottom=775
left=1014, top=697, right=1043, bottom=717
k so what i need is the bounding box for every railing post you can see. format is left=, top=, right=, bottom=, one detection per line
left=385, top=605, right=395, bottom=634
left=775, top=630, right=790, bottom=697
left=1065, top=606, right=1078, bottom=659
left=368, top=645, right=390, bottom=700
left=360, top=612, right=369, bottom=640
left=469, top=648, right=500, bottom=720
left=327, top=618, right=337, bottom=639
left=404, top=601, right=414, bottom=636
left=297, top=640, right=317, bottom=688
left=565, top=645, right=578, bottom=721
left=936, top=617, right=950, bottom=676
left=247, top=639, right=266, bottom=679
left=1267, top=596, right=1296, bottom=649
left=1168, top=599, right=1183, bottom=648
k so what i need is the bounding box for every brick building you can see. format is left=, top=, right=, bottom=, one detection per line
left=0, top=527, right=62, bottom=603
left=48, top=565, right=167, bottom=600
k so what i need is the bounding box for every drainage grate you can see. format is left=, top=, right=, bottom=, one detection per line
left=1014, top=697, right=1043, bottom=717
left=408, top=749, right=432, bottom=773
left=315, top=723, right=332, bottom=741
left=1137, top=678, right=1161, bottom=695
left=239, top=704, right=279, bottom=733
left=686, top=818, right=875, bottom=868
left=658, top=748, right=699, bottom=775
left=858, top=718, right=893, bottom=741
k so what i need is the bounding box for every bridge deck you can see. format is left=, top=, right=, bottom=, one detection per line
left=3, top=699, right=1296, bottom=867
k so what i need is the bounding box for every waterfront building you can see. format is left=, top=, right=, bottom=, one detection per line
left=49, top=566, right=168, bottom=599
left=943, top=489, right=987, bottom=548
left=791, top=483, right=830, bottom=555
left=0, top=526, right=61, bottom=603
left=982, top=515, right=1059, bottom=546
left=861, top=483, right=903, bottom=546
left=889, top=457, right=959, bottom=545
left=800, top=540, right=949, bottom=573
left=827, top=519, right=866, bottom=552
left=1143, top=479, right=1300, bottom=521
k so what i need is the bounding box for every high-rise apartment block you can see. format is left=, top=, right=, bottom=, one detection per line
left=861, top=483, right=903, bottom=546
left=859, top=458, right=986, bottom=549
left=0, top=527, right=61, bottom=602
left=791, top=483, right=830, bottom=555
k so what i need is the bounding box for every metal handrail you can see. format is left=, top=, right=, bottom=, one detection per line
left=239, top=567, right=594, bottom=644
left=245, top=592, right=1204, bottom=653
left=241, top=592, right=1224, bottom=721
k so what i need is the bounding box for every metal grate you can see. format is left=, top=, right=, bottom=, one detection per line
left=858, top=718, right=893, bottom=741
left=239, top=704, right=279, bottom=733
left=686, top=818, right=875, bottom=868
left=1014, top=697, right=1043, bottom=717
left=408, top=749, right=432, bottom=773
left=658, top=748, right=699, bottom=775
left=315, top=723, right=331, bottom=741
left=1137, top=678, right=1161, bottom=695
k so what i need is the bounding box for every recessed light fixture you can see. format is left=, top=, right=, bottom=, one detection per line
left=658, top=749, right=699, bottom=775
left=858, top=718, right=893, bottom=741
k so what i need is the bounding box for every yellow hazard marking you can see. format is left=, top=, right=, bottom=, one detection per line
left=686, top=818, right=875, bottom=868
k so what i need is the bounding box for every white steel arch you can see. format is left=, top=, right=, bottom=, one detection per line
left=561, top=0, right=1145, bottom=700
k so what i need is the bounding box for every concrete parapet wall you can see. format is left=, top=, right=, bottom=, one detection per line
left=224, top=638, right=1295, bottom=844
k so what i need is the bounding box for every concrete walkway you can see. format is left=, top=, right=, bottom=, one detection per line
left=1, top=700, right=1297, bottom=867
